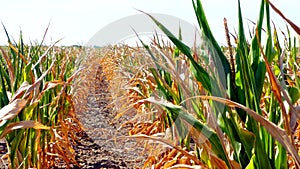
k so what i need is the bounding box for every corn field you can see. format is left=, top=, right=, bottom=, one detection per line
left=0, top=0, right=300, bottom=168
left=0, top=27, right=84, bottom=168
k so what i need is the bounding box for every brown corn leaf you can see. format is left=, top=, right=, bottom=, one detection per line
left=35, top=81, right=66, bottom=102
left=51, top=143, right=75, bottom=164
left=199, top=95, right=300, bottom=167
left=163, top=159, right=179, bottom=169
left=143, top=156, right=156, bottom=169
left=0, top=120, right=49, bottom=139
left=0, top=99, right=26, bottom=121
left=267, top=0, right=300, bottom=35
left=10, top=82, right=30, bottom=101
left=155, top=154, right=169, bottom=169
left=43, top=81, right=66, bottom=91
left=120, top=134, right=203, bottom=165
left=32, top=39, right=61, bottom=70
left=24, top=55, right=56, bottom=97
left=169, top=164, right=207, bottom=169
left=67, top=67, right=85, bottom=83
left=259, top=45, right=281, bottom=106
left=210, top=153, right=229, bottom=169
left=8, top=43, right=28, bottom=64
left=0, top=47, right=15, bottom=84
left=278, top=50, right=300, bottom=130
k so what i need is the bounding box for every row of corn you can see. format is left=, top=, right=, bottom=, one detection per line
left=0, top=28, right=85, bottom=168
left=110, top=0, right=300, bottom=168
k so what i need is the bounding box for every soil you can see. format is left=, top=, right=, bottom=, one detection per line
left=0, top=65, right=147, bottom=169
left=54, top=65, right=147, bottom=169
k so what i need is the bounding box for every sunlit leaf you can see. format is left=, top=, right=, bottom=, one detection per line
left=267, top=0, right=300, bottom=35
left=0, top=99, right=26, bottom=121
left=0, top=120, right=49, bottom=139
left=199, top=95, right=300, bottom=166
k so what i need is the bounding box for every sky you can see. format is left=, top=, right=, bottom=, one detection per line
left=0, top=0, right=299, bottom=46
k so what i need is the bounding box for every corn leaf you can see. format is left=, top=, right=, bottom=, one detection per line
left=140, top=97, right=233, bottom=168
left=267, top=0, right=300, bottom=35
left=0, top=99, right=26, bottom=121
left=140, top=11, right=212, bottom=93
left=199, top=95, right=300, bottom=167
left=0, top=120, right=49, bottom=139
left=192, top=0, right=231, bottom=81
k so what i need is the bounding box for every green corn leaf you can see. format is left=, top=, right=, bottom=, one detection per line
left=150, top=68, right=174, bottom=101
left=192, top=0, right=231, bottom=80
left=249, top=0, right=267, bottom=99
left=141, top=97, right=232, bottom=168
left=245, top=155, right=256, bottom=169
left=275, top=142, right=287, bottom=169
left=238, top=127, right=256, bottom=161
left=24, top=63, right=33, bottom=84
left=236, top=0, right=260, bottom=112
left=179, top=111, right=232, bottom=167
left=139, top=10, right=212, bottom=93
left=1, top=63, right=12, bottom=92
left=235, top=11, right=267, bottom=169
left=9, top=129, right=24, bottom=169
left=288, top=87, right=300, bottom=104
left=235, top=12, right=268, bottom=169
left=219, top=109, right=254, bottom=167
left=200, top=95, right=300, bottom=167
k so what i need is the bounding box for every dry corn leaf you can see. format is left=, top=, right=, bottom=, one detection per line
left=122, top=134, right=202, bottom=165
left=0, top=47, right=15, bottom=84
left=143, top=156, right=156, bottom=169
left=10, top=82, right=30, bottom=101
left=0, top=99, right=26, bottom=121
left=8, top=43, right=28, bottom=64
left=210, top=153, right=229, bottom=169
left=0, top=120, right=49, bottom=139
left=163, top=159, right=178, bottom=169
left=169, top=164, right=207, bottom=169
left=155, top=154, right=170, bottom=169
left=67, top=67, right=85, bottom=83
left=267, top=0, right=300, bottom=36
left=24, top=54, right=56, bottom=97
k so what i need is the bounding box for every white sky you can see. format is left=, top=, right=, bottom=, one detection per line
left=0, top=0, right=299, bottom=46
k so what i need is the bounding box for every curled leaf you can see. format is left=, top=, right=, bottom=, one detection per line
left=0, top=99, right=26, bottom=121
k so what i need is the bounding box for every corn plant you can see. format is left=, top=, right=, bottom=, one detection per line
left=0, top=28, right=82, bottom=168
left=116, top=0, right=300, bottom=168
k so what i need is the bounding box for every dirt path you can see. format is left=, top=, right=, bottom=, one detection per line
left=72, top=65, right=145, bottom=168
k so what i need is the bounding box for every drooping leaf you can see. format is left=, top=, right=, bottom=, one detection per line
left=267, top=0, right=300, bottom=35
left=121, top=134, right=203, bottom=165
left=139, top=97, right=233, bottom=168
left=139, top=10, right=212, bottom=93
left=0, top=120, right=49, bottom=139
left=199, top=95, right=300, bottom=166
left=0, top=99, right=26, bottom=121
